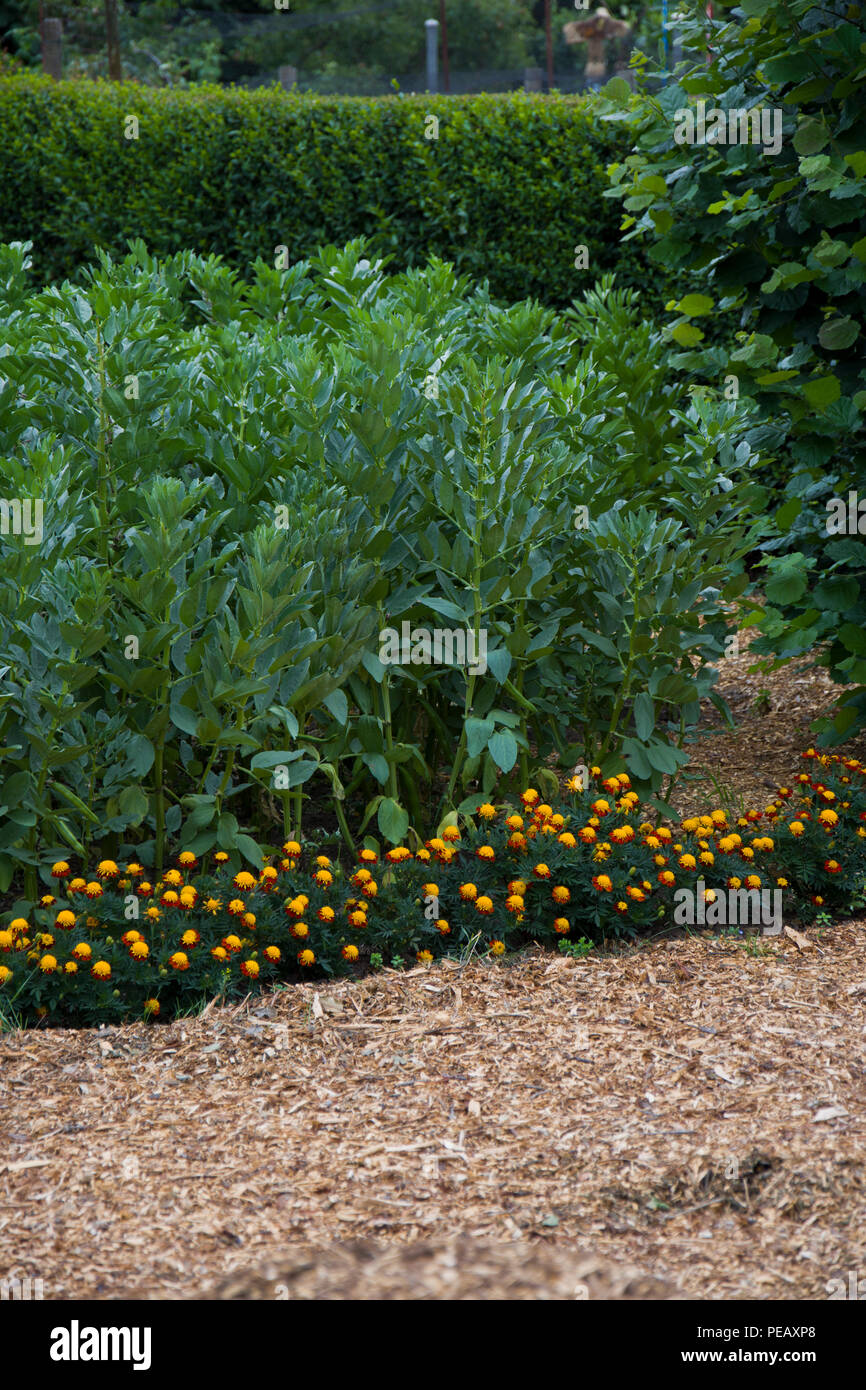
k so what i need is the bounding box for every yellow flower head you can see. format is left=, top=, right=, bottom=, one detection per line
left=91, top=960, right=111, bottom=979
left=264, top=946, right=281, bottom=962
left=130, top=941, right=149, bottom=959
left=489, top=939, right=506, bottom=956
left=478, top=803, right=497, bottom=820
left=342, top=944, right=359, bottom=961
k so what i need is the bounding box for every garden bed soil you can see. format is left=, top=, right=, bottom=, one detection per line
left=1, top=919, right=863, bottom=1300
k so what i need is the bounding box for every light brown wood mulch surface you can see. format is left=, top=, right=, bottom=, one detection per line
left=1, top=923, right=864, bottom=1301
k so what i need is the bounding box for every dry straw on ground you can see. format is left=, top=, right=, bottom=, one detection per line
left=1, top=920, right=863, bottom=1301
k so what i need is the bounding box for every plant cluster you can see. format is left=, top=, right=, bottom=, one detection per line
left=2, top=751, right=863, bottom=1027
left=0, top=240, right=768, bottom=896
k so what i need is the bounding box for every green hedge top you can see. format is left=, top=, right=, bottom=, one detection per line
left=0, top=75, right=656, bottom=303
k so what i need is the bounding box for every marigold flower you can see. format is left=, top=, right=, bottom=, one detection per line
left=678, top=854, right=697, bottom=870
left=241, top=913, right=256, bottom=930
left=144, top=998, right=161, bottom=1016
left=614, top=901, right=628, bottom=914
left=442, top=825, right=461, bottom=842
left=349, top=911, right=367, bottom=928
left=459, top=883, right=478, bottom=901
left=788, top=821, right=805, bottom=836
left=161, top=890, right=180, bottom=906
left=72, top=942, right=92, bottom=960
left=427, top=838, right=446, bottom=853
left=728, top=876, right=742, bottom=890
left=657, top=870, right=675, bottom=887
left=222, top=935, right=242, bottom=953
left=130, top=941, right=149, bottom=960
left=211, top=946, right=228, bottom=961
left=177, top=852, right=197, bottom=868
left=478, top=803, right=497, bottom=820
left=505, top=894, right=524, bottom=914
left=213, top=851, right=230, bottom=864
left=358, top=848, right=378, bottom=863
left=699, top=852, right=714, bottom=866
left=812, top=895, right=824, bottom=907
left=610, top=825, right=635, bottom=844
left=415, top=848, right=431, bottom=862
left=318, top=906, right=335, bottom=923
left=551, top=886, right=571, bottom=905
left=626, top=886, right=646, bottom=901
left=84, top=882, right=103, bottom=899
left=553, top=917, right=570, bottom=934
left=240, top=959, right=260, bottom=979
left=740, top=846, right=755, bottom=861
left=0, top=931, right=12, bottom=952
left=227, top=898, right=246, bottom=916
left=422, top=883, right=439, bottom=897
left=520, top=789, right=539, bottom=807
left=91, top=960, right=111, bottom=979
left=361, top=880, right=378, bottom=897
left=298, top=949, right=315, bottom=966
left=505, top=814, right=524, bottom=831
left=507, top=833, right=527, bottom=851
left=161, top=869, right=182, bottom=887
left=824, top=859, right=842, bottom=874
left=386, top=847, right=413, bottom=862
left=436, top=919, right=451, bottom=934
left=122, top=930, right=141, bottom=946
left=180, top=929, right=200, bottom=947
left=533, top=863, right=551, bottom=879
left=489, top=939, right=506, bottom=956
left=68, top=878, right=87, bottom=893
left=353, top=869, right=372, bottom=887
left=342, top=944, right=359, bottom=961
left=818, top=809, right=838, bottom=826
left=777, top=877, right=788, bottom=888
left=592, top=874, right=612, bottom=893
left=475, top=895, right=494, bottom=914
left=558, top=832, right=577, bottom=848
left=315, top=869, right=333, bottom=887
left=578, top=826, right=597, bottom=844
left=0, top=966, right=12, bottom=984
left=476, top=845, right=495, bottom=861
left=291, top=921, right=310, bottom=939
left=65, top=961, right=78, bottom=974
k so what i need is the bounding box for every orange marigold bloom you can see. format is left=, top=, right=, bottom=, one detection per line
left=558, top=832, right=577, bottom=848
left=144, top=999, right=161, bottom=1016
left=64, top=961, right=78, bottom=974
left=533, top=863, right=551, bottom=878
left=505, top=814, right=524, bottom=831
left=552, top=885, right=570, bottom=904
left=489, top=939, right=506, bottom=955
left=181, top=930, right=200, bottom=947
left=592, top=874, right=613, bottom=892
left=240, top=959, right=260, bottom=979
left=478, top=803, right=497, bottom=820
left=222, top=935, right=242, bottom=953
left=169, top=952, right=189, bottom=972
left=85, top=882, right=103, bottom=899
left=417, top=949, right=434, bottom=965
left=234, top=871, right=257, bottom=892
left=505, top=894, right=524, bottom=914
left=51, top=861, right=70, bottom=878
left=291, top=922, right=310, bottom=939
left=264, top=946, right=281, bottom=962
left=520, top=790, right=539, bottom=807
left=39, top=953, right=58, bottom=973
left=657, top=870, right=675, bottom=887
left=476, top=845, right=495, bottom=861
left=55, top=910, right=76, bottom=930
left=91, top=960, right=111, bottom=979
left=96, top=859, right=119, bottom=877
left=72, top=942, right=92, bottom=960
left=298, top=949, right=316, bottom=966
left=178, top=851, right=197, bottom=867
left=342, top=944, right=359, bottom=961
left=161, top=890, right=180, bottom=906
left=130, top=941, right=149, bottom=960
left=358, top=848, right=378, bottom=863
left=553, top=918, right=570, bottom=934
left=442, top=826, right=460, bottom=842
left=315, top=869, right=333, bottom=887
left=507, top=833, right=527, bottom=851
left=211, top=946, right=228, bottom=961
left=459, top=883, right=478, bottom=901
left=475, top=896, right=494, bottom=914
left=435, top=919, right=450, bottom=935
left=318, top=906, right=335, bottom=922
left=283, top=840, right=302, bottom=856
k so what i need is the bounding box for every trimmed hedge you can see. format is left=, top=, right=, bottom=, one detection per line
left=0, top=75, right=660, bottom=304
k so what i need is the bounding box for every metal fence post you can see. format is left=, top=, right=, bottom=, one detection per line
left=425, top=18, right=439, bottom=94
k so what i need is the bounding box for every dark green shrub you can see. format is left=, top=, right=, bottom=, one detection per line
left=0, top=74, right=664, bottom=305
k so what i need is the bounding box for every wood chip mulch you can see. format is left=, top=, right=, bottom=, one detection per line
left=2, top=921, right=864, bottom=1301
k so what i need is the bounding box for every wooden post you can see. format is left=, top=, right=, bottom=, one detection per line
left=41, top=17, right=63, bottom=79
left=544, top=0, right=554, bottom=90
left=105, top=0, right=122, bottom=81
left=439, top=0, right=450, bottom=94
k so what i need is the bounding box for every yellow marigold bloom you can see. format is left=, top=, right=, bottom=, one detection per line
left=728, top=876, right=742, bottom=889
left=291, top=921, right=310, bottom=938
left=578, top=826, right=597, bottom=844
left=318, top=905, right=335, bottom=922
left=520, top=789, right=539, bottom=807
left=162, top=869, right=183, bottom=887
left=181, top=930, right=200, bottom=947
left=0, top=966, right=12, bottom=984
left=298, top=949, right=315, bottom=966
left=354, top=868, right=372, bottom=885
left=678, top=854, right=697, bottom=869
left=228, top=898, right=246, bottom=915
left=417, top=950, right=434, bottom=965
left=260, top=866, right=279, bottom=882
left=386, top=847, right=413, bottom=862
left=0, top=931, right=12, bottom=951
left=144, top=999, right=160, bottom=1016
left=222, top=934, right=242, bottom=952
left=459, top=883, right=478, bottom=900
left=72, top=942, right=92, bottom=960
left=682, top=817, right=700, bottom=833
left=626, top=886, right=646, bottom=901
left=592, top=874, right=613, bottom=893
left=711, top=810, right=727, bottom=825
left=505, top=814, right=524, bottom=831
left=699, top=852, right=714, bottom=865
left=361, top=880, right=378, bottom=897
left=125, top=863, right=144, bottom=876
left=36, top=932, right=54, bottom=947
left=436, top=919, right=451, bottom=934
left=342, top=944, right=359, bottom=961
left=169, top=952, right=189, bottom=971
left=51, top=861, right=70, bottom=877
left=146, top=907, right=161, bottom=922
left=717, top=836, right=737, bottom=853
left=240, top=959, right=260, bottom=978
left=284, top=840, right=302, bottom=856
left=533, top=863, right=551, bottom=878
left=178, top=851, right=197, bottom=867
left=40, top=895, right=55, bottom=906
left=427, top=838, right=446, bottom=852
left=565, top=776, right=584, bottom=793
left=68, top=877, right=87, bottom=893
left=179, top=886, right=197, bottom=903
left=242, top=913, right=256, bottom=929
left=85, top=882, right=103, bottom=899
left=122, top=929, right=141, bottom=945
left=818, top=809, right=838, bottom=826
left=211, top=946, right=228, bottom=961
left=97, top=859, right=119, bottom=877
left=610, top=825, right=635, bottom=844
left=789, top=821, right=805, bottom=836
left=552, top=885, right=570, bottom=904
left=475, top=895, right=494, bottom=914
left=54, top=910, right=76, bottom=929
left=315, top=869, right=333, bottom=887
left=314, top=855, right=331, bottom=868
left=740, top=846, right=755, bottom=861
left=64, top=961, right=77, bottom=974
left=558, top=832, right=577, bottom=848
left=214, top=851, right=230, bottom=864
left=553, top=918, right=570, bottom=934
left=91, top=960, right=111, bottom=979
left=349, top=911, right=367, bottom=928
left=423, top=883, right=439, bottom=897
left=655, top=827, right=673, bottom=843
left=777, top=877, right=788, bottom=887
left=658, top=870, right=675, bottom=886
left=439, top=846, right=457, bottom=864
left=442, top=826, right=461, bottom=842
left=162, top=890, right=180, bottom=906
left=232, top=871, right=255, bottom=892
left=508, top=879, right=528, bottom=896
left=476, top=845, right=495, bottom=861
left=591, top=799, right=610, bottom=815
left=534, top=804, right=553, bottom=821
left=264, top=946, right=281, bottom=962
left=130, top=941, right=149, bottom=960
left=745, top=875, right=762, bottom=890
left=478, top=803, right=497, bottom=820
left=507, top=833, right=527, bottom=850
